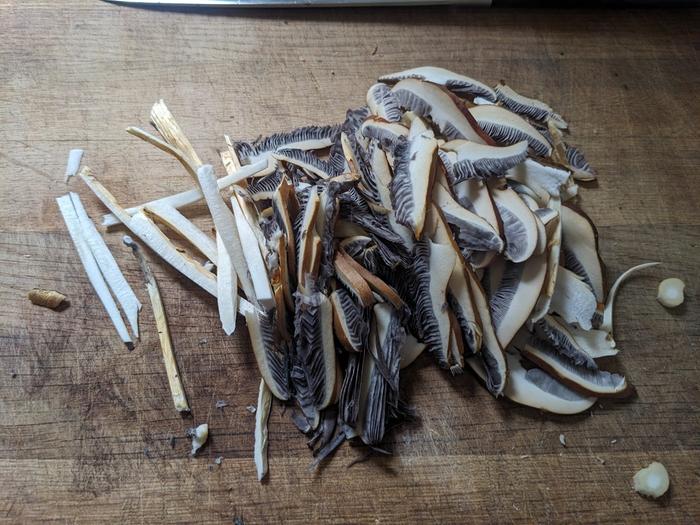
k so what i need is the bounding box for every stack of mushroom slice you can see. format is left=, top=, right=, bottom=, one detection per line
left=80, top=67, right=653, bottom=475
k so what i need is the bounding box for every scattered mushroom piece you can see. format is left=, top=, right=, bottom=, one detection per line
left=254, top=378, right=273, bottom=481
left=551, top=266, right=598, bottom=330
left=470, top=105, right=552, bottom=157
left=360, top=117, right=409, bottom=150
left=64, top=148, right=83, bottom=183
left=27, top=289, right=67, bottom=310
left=657, top=277, right=685, bottom=308
left=533, top=315, right=598, bottom=370
left=633, top=462, right=670, bottom=499
left=379, top=66, right=497, bottom=103
left=189, top=423, right=209, bottom=456
left=494, top=82, right=567, bottom=129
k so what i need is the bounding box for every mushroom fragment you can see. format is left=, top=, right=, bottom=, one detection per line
left=380, top=66, right=497, bottom=103
left=633, top=462, right=670, bottom=499
left=657, top=277, right=685, bottom=308
left=254, top=378, right=273, bottom=481
left=443, top=139, right=529, bottom=182
left=494, top=82, right=567, bottom=129
left=366, top=83, right=402, bottom=122
left=561, top=205, right=605, bottom=304
left=28, top=289, right=67, bottom=310
left=470, top=105, right=552, bottom=156
left=234, top=124, right=340, bottom=165
left=551, top=266, right=598, bottom=330
left=330, top=289, right=369, bottom=352
left=490, top=183, right=539, bottom=263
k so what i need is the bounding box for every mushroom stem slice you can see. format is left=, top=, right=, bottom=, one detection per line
left=494, top=83, right=568, bottom=129
left=379, top=66, right=497, bottom=103
left=503, top=352, right=596, bottom=415
left=600, top=262, right=661, bottom=337
left=568, top=325, right=618, bottom=359
left=123, top=236, right=189, bottom=413
left=150, top=100, right=202, bottom=168
left=254, top=378, right=273, bottom=482
left=57, top=194, right=133, bottom=348
left=551, top=266, right=598, bottom=330
left=442, top=140, right=529, bottom=182
left=366, top=83, right=402, bottom=122
left=333, top=252, right=375, bottom=307
left=391, top=78, right=486, bottom=143
left=490, top=183, right=539, bottom=263
left=520, top=343, right=631, bottom=398
left=337, top=250, right=406, bottom=310
left=215, top=233, right=238, bottom=335
left=390, top=128, right=438, bottom=238
left=470, top=105, right=552, bottom=157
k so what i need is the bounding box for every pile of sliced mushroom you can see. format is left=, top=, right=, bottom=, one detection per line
left=81, top=67, right=656, bottom=469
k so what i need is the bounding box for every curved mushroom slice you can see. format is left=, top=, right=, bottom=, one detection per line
left=568, top=325, right=618, bottom=359
left=443, top=139, right=529, bottom=182
left=366, top=83, right=402, bottom=122
left=529, top=198, right=562, bottom=322
left=487, top=253, right=547, bottom=349
left=333, top=251, right=375, bottom=307
left=519, top=343, right=631, bottom=398
left=390, top=130, right=439, bottom=238
left=242, top=304, right=290, bottom=401
left=361, top=117, right=409, bottom=151
left=400, top=334, right=426, bottom=369
left=356, top=342, right=388, bottom=446
left=566, top=144, right=597, bottom=181
left=452, top=179, right=501, bottom=234
left=432, top=182, right=503, bottom=253
left=247, top=170, right=283, bottom=202
left=293, top=284, right=337, bottom=412
left=490, top=183, right=539, bottom=263
left=371, top=302, right=405, bottom=392
left=413, top=240, right=457, bottom=368
left=503, top=352, right=597, bottom=415
left=330, top=288, right=369, bottom=353
left=470, top=105, right=552, bottom=157
left=391, top=79, right=486, bottom=143
left=600, top=262, right=660, bottom=337
left=337, top=250, right=406, bottom=310
left=533, top=315, right=598, bottom=369
left=234, top=124, right=340, bottom=165
left=379, top=66, right=497, bottom=103
left=551, top=266, right=598, bottom=330
left=274, top=149, right=335, bottom=180
left=494, top=83, right=568, bottom=129
left=561, top=205, right=605, bottom=304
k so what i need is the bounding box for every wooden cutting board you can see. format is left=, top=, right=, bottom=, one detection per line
left=1, top=2, right=698, bottom=523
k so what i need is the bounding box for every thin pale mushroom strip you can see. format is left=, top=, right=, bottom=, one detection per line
left=124, top=236, right=190, bottom=413
left=101, top=159, right=269, bottom=228
left=254, top=378, right=273, bottom=481
left=69, top=192, right=141, bottom=337
left=57, top=194, right=133, bottom=348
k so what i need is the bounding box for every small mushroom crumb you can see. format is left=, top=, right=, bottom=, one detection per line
left=216, top=400, right=229, bottom=410
left=657, top=278, right=685, bottom=308
left=633, top=462, right=670, bottom=499
left=11, top=372, right=17, bottom=379
left=246, top=405, right=257, bottom=414
left=214, top=456, right=224, bottom=466
left=198, top=338, right=208, bottom=346
left=596, top=456, right=606, bottom=465
left=519, top=454, right=530, bottom=459
left=559, top=434, right=567, bottom=447
left=611, top=439, right=618, bottom=444
left=28, top=288, right=67, bottom=310
left=188, top=423, right=209, bottom=456
left=371, top=45, right=378, bottom=56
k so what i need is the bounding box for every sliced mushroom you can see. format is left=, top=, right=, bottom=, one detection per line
left=400, top=334, right=426, bottom=369
left=519, top=343, right=631, bottom=398
left=567, top=324, right=618, bottom=359
left=551, top=266, right=598, bottom=330
left=433, top=181, right=504, bottom=253
left=600, top=262, right=661, bottom=337
left=379, top=66, right=497, bottom=103
left=494, top=82, right=567, bottom=129
left=247, top=170, right=283, bottom=202
left=470, top=105, right=552, bottom=156
left=274, top=149, right=335, bottom=179
left=442, top=139, right=529, bottom=182
left=371, top=302, right=404, bottom=392
left=333, top=251, right=375, bottom=307
left=533, top=315, right=598, bottom=369
left=337, top=250, right=405, bottom=310
left=566, top=144, right=597, bottom=181
left=361, top=117, right=409, bottom=151
left=487, top=252, right=547, bottom=349
left=391, top=79, right=486, bottom=143
left=452, top=179, right=501, bottom=235
left=561, top=204, right=606, bottom=305
left=366, top=83, right=402, bottom=122
left=234, top=124, right=340, bottom=164
left=356, top=341, right=388, bottom=446
left=412, top=240, right=456, bottom=368
left=390, top=128, right=438, bottom=238
left=330, top=288, right=369, bottom=352
left=529, top=197, right=561, bottom=322
left=489, top=182, right=539, bottom=263
left=506, top=157, right=571, bottom=201
left=296, top=190, right=321, bottom=289
left=502, top=352, right=597, bottom=415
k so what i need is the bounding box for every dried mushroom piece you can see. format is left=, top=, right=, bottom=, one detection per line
left=470, top=105, right=552, bottom=157
left=494, top=82, right=567, bottom=129
left=28, top=289, right=67, bottom=310
left=380, top=66, right=497, bottom=103
left=391, top=79, right=486, bottom=142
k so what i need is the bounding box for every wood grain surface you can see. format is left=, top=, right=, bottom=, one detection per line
left=1, top=2, right=699, bottom=523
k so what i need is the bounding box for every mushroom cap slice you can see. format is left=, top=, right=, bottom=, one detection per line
left=452, top=179, right=501, bottom=235
left=274, top=149, right=335, bottom=179
left=337, top=250, right=406, bottom=310
left=366, top=83, right=402, bottom=122
left=487, top=252, right=547, bottom=349
left=234, top=124, right=340, bottom=164
left=561, top=204, right=606, bottom=304
left=361, top=117, right=409, bottom=151
left=433, top=181, right=504, bottom=253
left=529, top=197, right=561, bottom=322
left=566, top=144, right=597, bottom=181
left=413, top=240, right=457, bottom=368
left=490, top=183, right=539, bottom=263
left=443, top=139, right=529, bottom=182
left=494, top=82, right=568, bottom=129
left=533, top=315, right=598, bottom=370
left=400, top=334, right=426, bottom=369
left=470, top=105, right=552, bottom=157
left=568, top=324, right=618, bottom=359
left=519, top=343, right=631, bottom=398
left=330, top=288, right=369, bottom=353
left=371, top=302, right=405, bottom=392
left=503, top=352, right=597, bottom=415
left=391, top=78, right=486, bottom=143
left=551, top=266, right=598, bottom=330
left=379, top=66, right=497, bottom=103
left=296, top=190, right=321, bottom=289
left=390, top=130, right=438, bottom=239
